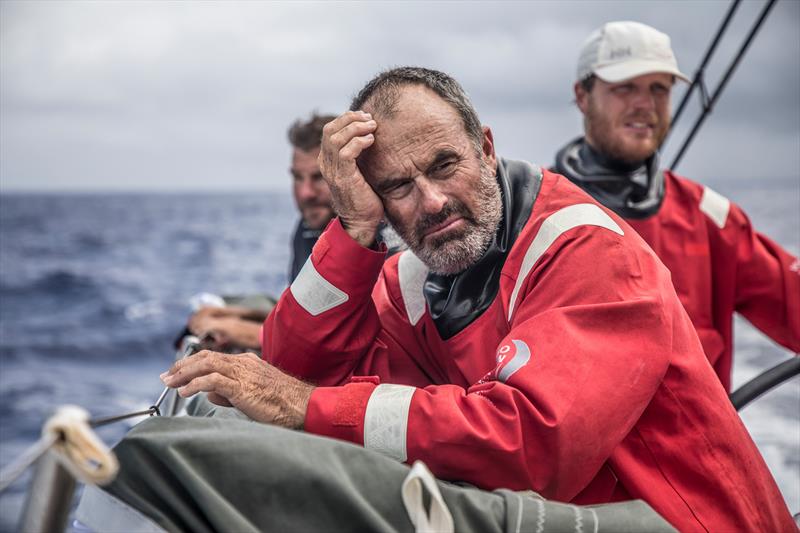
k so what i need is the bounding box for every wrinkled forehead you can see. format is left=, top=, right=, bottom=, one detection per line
left=358, top=86, right=471, bottom=180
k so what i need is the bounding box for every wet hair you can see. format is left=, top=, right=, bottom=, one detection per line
left=287, top=112, right=337, bottom=152
left=350, top=66, right=483, bottom=151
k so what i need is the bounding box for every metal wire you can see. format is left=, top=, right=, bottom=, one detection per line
left=665, top=0, right=742, bottom=143
left=89, top=335, right=202, bottom=427
left=89, top=407, right=159, bottom=428
left=0, top=335, right=202, bottom=494
left=0, top=432, right=60, bottom=493
left=669, top=0, right=778, bottom=169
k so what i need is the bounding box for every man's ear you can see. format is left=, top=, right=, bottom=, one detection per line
left=574, top=81, right=589, bottom=114
left=481, top=126, right=497, bottom=173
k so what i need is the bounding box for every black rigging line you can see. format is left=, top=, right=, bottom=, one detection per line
left=89, top=407, right=159, bottom=428
left=666, top=0, right=742, bottom=140
left=667, top=0, right=779, bottom=170
left=88, top=335, right=201, bottom=427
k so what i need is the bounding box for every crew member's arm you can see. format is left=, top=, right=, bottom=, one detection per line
left=188, top=306, right=270, bottom=351
left=305, top=224, right=674, bottom=501
left=721, top=201, right=800, bottom=352
left=263, top=111, right=417, bottom=385
left=191, top=305, right=270, bottom=325
left=191, top=315, right=263, bottom=351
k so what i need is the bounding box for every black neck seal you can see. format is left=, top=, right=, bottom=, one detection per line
left=553, top=137, right=664, bottom=219
left=290, top=220, right=323, bottom=282
left=423, top=158, right=542, bottom=340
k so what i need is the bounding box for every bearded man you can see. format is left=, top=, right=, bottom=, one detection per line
left=158, top=67, right=793, bottom=531
left=553, top=21, right=799, bottom=391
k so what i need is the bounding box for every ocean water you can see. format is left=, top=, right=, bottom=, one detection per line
left=0, top=180, right=798, bottom=530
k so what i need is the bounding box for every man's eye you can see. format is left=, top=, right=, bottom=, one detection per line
left=385, top=181, right=413, bottom=198
left=432, top=161, right=455, bottom=175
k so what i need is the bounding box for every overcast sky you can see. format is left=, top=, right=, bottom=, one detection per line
left=1, top=0, right=798, bottom=192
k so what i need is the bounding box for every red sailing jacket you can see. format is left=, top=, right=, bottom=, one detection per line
left=626, top=171, right=800, bottom=392
left=263, top=169, right=793, bottom=531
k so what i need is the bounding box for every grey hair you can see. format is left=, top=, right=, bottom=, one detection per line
left=350, top=67, right=484, bottom=152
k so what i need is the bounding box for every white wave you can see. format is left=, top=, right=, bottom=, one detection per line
left=124, top=300, right=164, bottom=321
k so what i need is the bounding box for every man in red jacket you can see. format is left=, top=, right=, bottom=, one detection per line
left=553, top=21, right=799, bottom=391
left=162, top=67, right=793, bottom=531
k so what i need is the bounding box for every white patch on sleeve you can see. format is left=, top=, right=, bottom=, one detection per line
left=699, top=186, right=730, bottom=229
left=398, top=251, right=429, bottom=325
left=289, top=257, right=349, bottom=316
left=507, top=203, right=623, bottom=322
left=363, top=384, right=416, bottom=462
left=497, top=340, right=531, bottom=383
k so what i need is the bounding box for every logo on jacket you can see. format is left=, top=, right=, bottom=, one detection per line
left=494, top=339, right=531, bottom=383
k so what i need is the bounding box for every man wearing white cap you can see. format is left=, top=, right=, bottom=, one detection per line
left=554, top=21, right=799, bottom=392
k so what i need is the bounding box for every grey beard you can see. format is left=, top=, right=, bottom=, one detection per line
left=389, top=162, right=502, bottom=275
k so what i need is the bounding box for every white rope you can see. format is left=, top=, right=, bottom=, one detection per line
left=401, top=461, right=454, bottom=533
left=43, top=405, right=119, bottom=485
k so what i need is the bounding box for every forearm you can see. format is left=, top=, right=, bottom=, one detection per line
left=224, top=306, right=270, bottom=322
left=263, top=218, right=388, bottom=384
left=305, top=297, right=670, bottom=500
left=234, top=321, right=263, bottom=349
left=732, top=212, right=800, bottom=350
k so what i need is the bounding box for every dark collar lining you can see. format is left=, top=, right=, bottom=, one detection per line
left=553, top=137, right=664, bottom=220
left=423, top=159, right=543, bottom=340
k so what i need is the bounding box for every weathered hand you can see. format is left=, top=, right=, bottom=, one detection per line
left=318, top=110, right=384, bottom=247
left=160, top=350, right=313, bottom=429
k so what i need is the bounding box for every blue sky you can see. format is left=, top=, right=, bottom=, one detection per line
left=1, top=0, right=798, bottom=192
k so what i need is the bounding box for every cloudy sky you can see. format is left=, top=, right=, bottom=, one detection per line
left=1, top=0, right=798, bottom=192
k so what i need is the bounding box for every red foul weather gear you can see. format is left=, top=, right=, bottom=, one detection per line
left=264, top=164, right=794, bottom=532
left=627, top=171, right=800, bottom=391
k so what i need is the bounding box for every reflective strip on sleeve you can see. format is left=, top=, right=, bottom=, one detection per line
left=497, top=340, right=532, bottom=383
left=289, top=257, right=349, bottom=316
left=363, top=384, right=416, bottom=462
left=699, top=186, right=730, bottom=229
left=507, top=203, right=624, bottom=322
left=398, top=251, right=429, bottom=326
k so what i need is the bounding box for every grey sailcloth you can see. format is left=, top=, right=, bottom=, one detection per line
left=84, top=397, right=676, bottom=533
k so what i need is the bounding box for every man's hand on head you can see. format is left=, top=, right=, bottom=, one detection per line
left=318, top=110, right=384, bottom=248
left=160, top=350, right=313, bottom=430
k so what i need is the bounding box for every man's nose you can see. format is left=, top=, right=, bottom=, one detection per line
left=631, top=89, right=656, bottom=111
left=417, top=178, right=448, bottom=214
left=296, top=178, right=317, bottom=201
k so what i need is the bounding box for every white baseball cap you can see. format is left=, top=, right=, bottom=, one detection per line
left=577, top=21, right=690, bottom=83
